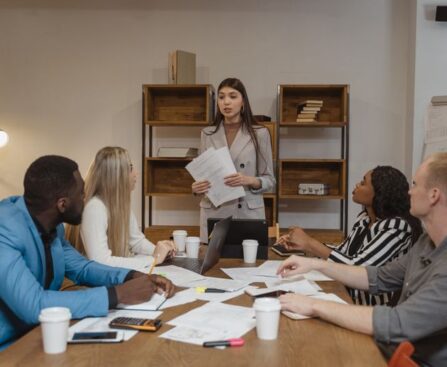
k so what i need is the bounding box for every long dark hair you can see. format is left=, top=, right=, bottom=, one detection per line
left=206, top=78, right=268, bottom=174
left=371, top=166, right=422, bottom=243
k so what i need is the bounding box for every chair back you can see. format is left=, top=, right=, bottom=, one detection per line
left=388, top=341, right=418, bottom=367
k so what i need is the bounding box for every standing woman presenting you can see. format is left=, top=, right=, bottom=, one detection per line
left=192, top=78, right=276, bottom=243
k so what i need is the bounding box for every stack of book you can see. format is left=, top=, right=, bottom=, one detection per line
left=431, top=96, right=447, bottom=106
left=296, top=100, right=323, bottom=123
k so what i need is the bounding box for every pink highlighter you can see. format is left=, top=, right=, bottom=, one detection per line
left=203, top=338, right=245, bottom=348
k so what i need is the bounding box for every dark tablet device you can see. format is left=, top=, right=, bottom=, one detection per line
left=207, top=218, right=268, bottom=259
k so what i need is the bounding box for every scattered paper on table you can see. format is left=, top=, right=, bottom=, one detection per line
left=159, top=288, right=197, bottom=310
left=161, top=302, right=255, bottom=345
left=152, top=265, right=205, bottom=286
left=220, top=267, right=273, bottom=283
left=181, top=276, right=249, bottom=291
left=117, top=293, right=166, bottom=311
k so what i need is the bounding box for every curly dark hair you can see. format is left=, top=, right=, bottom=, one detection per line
left=371, top=166, right=422, bottom=243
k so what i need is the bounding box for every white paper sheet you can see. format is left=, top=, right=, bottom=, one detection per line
left=160, top=325, right=238, bottom=346
left=168, top=302, right=255, bottom=331
left=161, top=302, right=256, bottom=345
left=194, top=287, right=248, bottom=303
left=69, top=310, right=162, bottom=341
left=159, top=289, right=198, bottom=310
left=152, top=265, right=205, bottom=286
left=181, top=276, right=250, bottom=291
left=160, top=286, right=248, bottom=310
left=253, top=260, right=334, bottom=281
left=220, top=267, right=273, bottom=283
left=117, top=293, right=166, bottom=311
left=185, top=147, right=245, bottom=207
left=253, top=260, right=283, bottom=277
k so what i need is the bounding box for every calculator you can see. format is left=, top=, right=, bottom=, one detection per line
left=109, top=317, right=162, bottom=332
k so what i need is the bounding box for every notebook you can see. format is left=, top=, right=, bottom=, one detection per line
left=165, top=216, right=232, bottom=274
left=116, top=293, right=166, bottom=311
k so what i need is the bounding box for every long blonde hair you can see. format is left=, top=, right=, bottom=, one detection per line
left=66, top=146, right=132, bottom=257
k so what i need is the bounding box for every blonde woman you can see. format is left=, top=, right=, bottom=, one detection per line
left=66, top=147, right=175, bottom=271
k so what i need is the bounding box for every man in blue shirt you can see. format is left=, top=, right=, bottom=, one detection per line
left=0, top=155, right=174, bottom=348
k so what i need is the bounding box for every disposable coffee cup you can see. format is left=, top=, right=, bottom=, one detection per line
left=253, top=298, right=281, bottom=340
left=172, top=230, right=187, bottom=253
left=186, top=236, right=200, bottom=258
left=242, top=239, right=259, bottom=263
left=39, top=307, right=71, bottom=354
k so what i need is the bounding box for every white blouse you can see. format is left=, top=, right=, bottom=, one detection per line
left=80, top=196, right=155, bottom=272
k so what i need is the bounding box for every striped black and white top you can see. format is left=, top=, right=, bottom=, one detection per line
left=327, top=210, right=413, bottom=305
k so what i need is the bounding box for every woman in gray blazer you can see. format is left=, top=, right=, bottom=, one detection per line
left=192, top=78, right=276, bottom=242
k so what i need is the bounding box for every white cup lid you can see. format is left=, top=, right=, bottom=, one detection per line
left=186, top=236, right=200, bottom=242
left=242, top=239, right=259, bottom=246
left=39, top=307, right=71, bottom=323
left=173, top=230, right=187, bottom=236
left=253, top=297, right=281, bottom=311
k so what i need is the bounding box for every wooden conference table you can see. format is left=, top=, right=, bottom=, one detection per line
left=1, top=256, right=387, bottom=367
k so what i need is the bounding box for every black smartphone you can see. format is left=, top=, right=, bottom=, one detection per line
left=271, top=243, right=305, bottom=257
left=109, top=317, right=162, bottom=332
left=69, top=331, right=123, bottom=343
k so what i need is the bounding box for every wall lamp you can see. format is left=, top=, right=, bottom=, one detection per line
left=0, top=129, right=9, bottom=148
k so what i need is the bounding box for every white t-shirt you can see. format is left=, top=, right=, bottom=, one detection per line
left=80, top=196, right=155, bottom=272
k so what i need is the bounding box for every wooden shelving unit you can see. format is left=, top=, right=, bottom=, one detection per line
left=277, top=84, right=349, bottom=242
left=142, top=84, right=215, bottom=239
left=144, top=84, right=214, bottom=125
left=141, top=83, right=347, bottom=245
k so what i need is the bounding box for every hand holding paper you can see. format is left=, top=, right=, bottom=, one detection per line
left=186, top=147, right=245, bottom=207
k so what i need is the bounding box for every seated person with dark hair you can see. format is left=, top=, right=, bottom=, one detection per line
left=0, top=155, right=174, bottom=349
left=279, top=166, right=422, bottom=305
left=277, top=153, right=447, bottom=366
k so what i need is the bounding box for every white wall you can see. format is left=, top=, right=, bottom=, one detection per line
left=411, top=1, right=447, bottom=171
left=0, top=0, right=412, bottom=231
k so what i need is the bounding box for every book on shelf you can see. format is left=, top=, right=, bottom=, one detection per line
left=297, top=112, right=317, bottom=118
left=298, top=100, right=323, bottom=107
left=157, top=147, right=199, bottom=158
left=301, top=106, right=321, bottom=112
left=431, top=96, right=447, bottom=106
left=296, top=100, right=324, bottom=123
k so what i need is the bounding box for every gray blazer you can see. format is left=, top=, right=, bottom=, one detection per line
left=198, top=124, right=275, bottom=242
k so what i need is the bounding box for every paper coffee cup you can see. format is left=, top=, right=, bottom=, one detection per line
left=186, top=236, right=200, bottom=258
left=172, top=230, right=187, bottom=252
left=253, top=298, right=281, bottom=340
left=39, top=307, right=71, bottom=354
left=242, top=239, right=259, bottom=263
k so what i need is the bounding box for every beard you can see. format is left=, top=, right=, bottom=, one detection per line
left=62, top=204, right=83, bottom=225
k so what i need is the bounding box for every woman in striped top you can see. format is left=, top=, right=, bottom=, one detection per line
left=279, top=166, right=422, bottom=305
